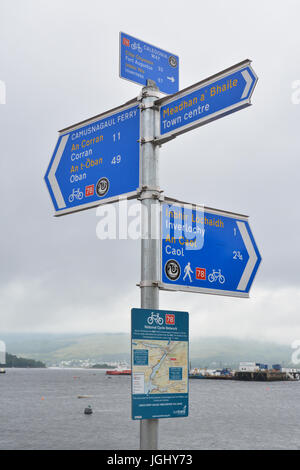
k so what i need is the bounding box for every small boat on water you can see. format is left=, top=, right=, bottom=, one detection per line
left=0, top=369, right=6, bottom=374
left=106, top=368, right=131, bottom=376
left=106, top=362, right=131, bottom=375
left=84, top=405, right=93, bottom=415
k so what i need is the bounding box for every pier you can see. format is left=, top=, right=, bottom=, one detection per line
left=234, top=370, right=300, bottom=382
left=189, top=371, right=300, bottom=381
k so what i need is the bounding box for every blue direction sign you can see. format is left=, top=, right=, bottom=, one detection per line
left=131, top=308, right=189, bottom=420
left=119, top=32, right=179, bottom=95
left=156, top=59, right=257, bottom=143
left=45, top=103, right=140, bottom=216
left=160, top=199, right=261, bottom=297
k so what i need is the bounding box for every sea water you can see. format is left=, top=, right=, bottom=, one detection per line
left=0, top=368, right=299, bottom=450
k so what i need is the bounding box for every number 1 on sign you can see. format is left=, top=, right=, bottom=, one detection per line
left=113, top=132, right=121, bottom=142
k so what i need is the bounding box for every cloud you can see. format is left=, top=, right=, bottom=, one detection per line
left=1, top=272, right=299, bottom=347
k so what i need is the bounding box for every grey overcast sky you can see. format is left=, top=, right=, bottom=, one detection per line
left=0, top=0, right=300, bottom=344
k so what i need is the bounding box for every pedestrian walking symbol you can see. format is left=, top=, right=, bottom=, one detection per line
left=183, top=262, right=193, bottom=283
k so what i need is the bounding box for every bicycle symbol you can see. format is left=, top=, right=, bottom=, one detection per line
left=208, top=269, right=225, bottom=284
left=68, top=188, right=83, bottom=203
left=131, top=41, right=143, bottom=53
left=147, top=312, right=164, bottom=326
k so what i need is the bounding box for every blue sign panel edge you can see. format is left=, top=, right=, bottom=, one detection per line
left=158, top=282, right=250, bottom=298
left=52, top=189, right=140, bottom=217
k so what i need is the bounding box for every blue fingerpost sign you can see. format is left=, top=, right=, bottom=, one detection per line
left=131, top=308, right=189, bottom=420
left=119, top=32, right=179, bottom=95
left=45, top=103, right=140, bottom=216
left=160, top=199, right=261, bottom=297
left=156, top=59, right=258, bottom=143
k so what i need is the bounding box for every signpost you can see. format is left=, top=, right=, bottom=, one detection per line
left=160, top=199, right=261, bottom=297
left=119, top=32, right=179, bottom=95
left=155, top=60, right=257, bottom=144
left=45, top=102, right=140, bottom=216
left=131, top=308, right=189, bottom=420
left=45, top=32, right=261, bottom=451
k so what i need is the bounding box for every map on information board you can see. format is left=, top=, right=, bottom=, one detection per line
left=131, top=308, right=189, bottom=420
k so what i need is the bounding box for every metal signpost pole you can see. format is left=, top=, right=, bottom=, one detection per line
left=139, top=80, right=161, bottom=450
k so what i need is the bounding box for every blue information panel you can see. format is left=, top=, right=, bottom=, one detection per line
left=45, top=104, right=140, bottom=216
left=161, top=200, right=261, bottom=297
left=158, top=60, right=257, bottom=142
left=131, top=308, right=189, bottom=420
left=120, top=32, right=179, bottom=95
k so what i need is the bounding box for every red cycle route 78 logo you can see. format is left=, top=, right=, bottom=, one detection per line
left=165, top=314, right=175, bottom=325
left=85, top=184, right=94, bottom=197
left=123, top=37, right=130, bottom=47
left=196, top=268, right=206, bottom=280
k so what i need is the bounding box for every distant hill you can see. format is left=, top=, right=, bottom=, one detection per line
left=0, top=333, right=295, bottom=368
left=189, top=337, right=293, bottom=369
left=0, top=353, right=46, bottom=368
left=0, top=333, right=130, bottom=364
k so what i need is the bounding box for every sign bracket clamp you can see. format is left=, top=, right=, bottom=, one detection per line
left=136, top=280, right=159, bottom=288
left=138, top=136, right=156, bottom=144
left=139, top=102, right=160, bottom=112
left=137, top=186, right=164, bottom=201
left=137, top=135, right=176, bottom=146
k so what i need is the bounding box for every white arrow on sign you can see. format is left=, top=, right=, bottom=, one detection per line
left=167, top=76, right=175, bottom=83
left=48, top=134, right=69, bottom=209
left=241, top=69, right=254, bottom=99
left=236, top=221, right=258, bottom=291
